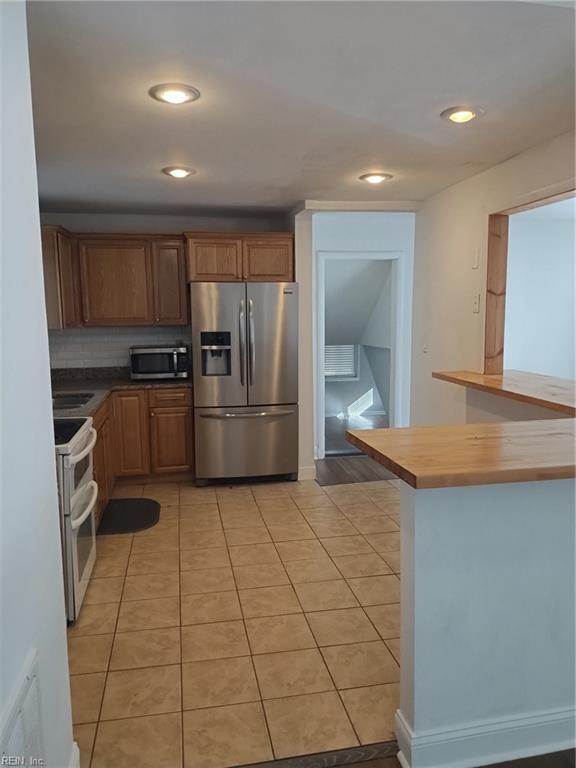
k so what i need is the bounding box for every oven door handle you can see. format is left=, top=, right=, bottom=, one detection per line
left=68, top=428, right=97, bottom=466
left=70, top=480, right=98, bottom=531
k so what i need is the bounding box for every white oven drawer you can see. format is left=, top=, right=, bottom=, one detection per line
left=66, top=479, right=98, bottom=620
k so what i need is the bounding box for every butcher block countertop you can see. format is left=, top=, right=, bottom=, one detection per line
left=432, top=369, right=576, bottom=416
left=347, top=419, right=576, bottom=489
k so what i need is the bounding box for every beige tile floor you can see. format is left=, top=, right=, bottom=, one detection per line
left=69, top=479, right=402, bottom=768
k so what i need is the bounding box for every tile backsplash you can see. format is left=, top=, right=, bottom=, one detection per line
left=48, top=326, right=189, bottom=369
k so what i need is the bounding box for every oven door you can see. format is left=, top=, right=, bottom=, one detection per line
left=66, top=426, right=97, bottom=496
left=66, top=480, right=98, bottom=621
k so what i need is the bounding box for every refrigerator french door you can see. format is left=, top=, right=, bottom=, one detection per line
left=191, top=282, right=298, bottom=480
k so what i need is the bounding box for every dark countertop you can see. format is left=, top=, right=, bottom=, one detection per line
left=52, top=368, right=192, bottom=417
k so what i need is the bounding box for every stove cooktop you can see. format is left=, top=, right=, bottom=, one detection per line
left=54, top=417, right=89, bottom=447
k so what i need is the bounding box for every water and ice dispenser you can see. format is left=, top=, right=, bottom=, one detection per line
left=200, top=331, right=232, bottom=377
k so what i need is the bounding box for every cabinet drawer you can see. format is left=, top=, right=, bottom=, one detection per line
left=148, top=388, right=193, bottom=408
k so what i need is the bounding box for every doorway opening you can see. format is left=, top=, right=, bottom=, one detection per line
left=313, top=212, right=415, bottom=460
left=322, top=258, right=392, bottom=455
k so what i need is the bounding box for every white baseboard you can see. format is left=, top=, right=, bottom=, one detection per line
left=68, top=740, right=80, bottom=768
left=298, top=465, right=317, bottom=481
left=395, top=707, right=576, bottom=768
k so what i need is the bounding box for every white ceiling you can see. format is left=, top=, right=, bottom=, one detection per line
left=325, top=260, right=390, bottom=344
left=27, top=1, right=575, bottom=214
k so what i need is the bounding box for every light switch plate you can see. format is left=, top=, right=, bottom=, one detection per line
left=472, top=247, right=480, bottom=270
left=472, top=293, right=481, bottom=313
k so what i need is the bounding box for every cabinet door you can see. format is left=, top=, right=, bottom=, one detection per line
left=57, top=233, right=83, bottom=328
left=42, top=227, right=83, bottom=329
left=187, top=237, right=243, bottom=281
left=41, top=227, right=63, bottom=329
left=152, top=240, right=187, bottom=324
left=79, top=240, right=153, bottom=325
left=150, top=406, right=193, bottom=473
left=102, top=418, right=116, bottom=498
left=113, top=390, right=150, bottom=476
left=242, top=237, right=294, bottom=281
left=92, top=426, right=107, bottom=530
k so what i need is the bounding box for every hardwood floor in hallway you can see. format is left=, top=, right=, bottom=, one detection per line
left=316, top=456, right=396, bottom=485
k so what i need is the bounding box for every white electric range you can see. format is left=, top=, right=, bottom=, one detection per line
left=54, top=417, right=98, bottom=621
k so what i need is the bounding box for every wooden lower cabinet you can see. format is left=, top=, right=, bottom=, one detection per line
left=150, top=406, right=193, bottom=473
left=93, top=425, right=107, bottom=530
left=113, top=390, right=151, bottom=476
left=92, top=399, right=116, bottom=529
left=92, top=389, right=194, bottom=498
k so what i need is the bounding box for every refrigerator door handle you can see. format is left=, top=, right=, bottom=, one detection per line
left=239, top=298, right=246, bottom=387
left=200, top=410, right=295, bottom=419
left=248, top=298, right=255, bottom=386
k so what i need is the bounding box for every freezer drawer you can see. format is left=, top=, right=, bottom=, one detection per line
left=194, top=405, right=298, bottom=479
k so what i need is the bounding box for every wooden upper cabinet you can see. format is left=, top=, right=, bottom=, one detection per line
left=113, top=389, right=150, bottom=476
left=242, top=236, right=294, bottom=281
left=79, top=239, right=154, bottom=325
left=186, top=233, right=294, bottom=282
left=186, top=236, right=243, bottom=281
left=152, top=239, right=188, bottom=324
left=42, top=227, right=63, bottom=329
left=41, top=226, right=82, bottom=328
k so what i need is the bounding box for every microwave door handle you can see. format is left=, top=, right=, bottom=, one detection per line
left=173, top=350, right=178, bottom=376
left=67, top=428, right=97, bottom=467
left=248, top=298, right=255, bottom=386
left=239, top=298, right=246, bottom=386
left=70, top=480, right=98, bottom=531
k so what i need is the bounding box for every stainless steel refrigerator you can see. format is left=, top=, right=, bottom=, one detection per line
left=190, top=282, right=298, bottom=481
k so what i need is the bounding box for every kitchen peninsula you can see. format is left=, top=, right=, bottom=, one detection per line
left=348, top=419, right=576, bottom=768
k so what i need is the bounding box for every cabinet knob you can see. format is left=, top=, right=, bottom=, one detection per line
left=151, top=412, right=155, bottom=417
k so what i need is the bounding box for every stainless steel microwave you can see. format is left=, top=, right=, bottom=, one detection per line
left=129, top=345, right=190, bottom=380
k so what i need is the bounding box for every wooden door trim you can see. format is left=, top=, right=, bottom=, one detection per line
left=484, top=213, right=509, bottom=374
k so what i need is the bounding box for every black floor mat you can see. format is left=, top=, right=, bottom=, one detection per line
left=97, top=498, right=160, bottom=535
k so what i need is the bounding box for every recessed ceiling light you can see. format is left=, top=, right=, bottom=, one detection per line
left=149, top=83, right=201, bottom=105
left=440, top=106, right=484, bottom=124
left=162, top=166, right=196, bottom=179
left=359, top=172, right=393, bottom=184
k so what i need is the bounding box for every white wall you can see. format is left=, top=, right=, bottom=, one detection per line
left=361, top=264, right=395, bottom=349
left=504, top=214, right=575, bottom=379
left=1, top=4, right=75, bottom=767
left=411, top=131, right=576, bottom=426
left=324, top=260, right=390, bottom=345
left=40, top=210, right=288, bottom=233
